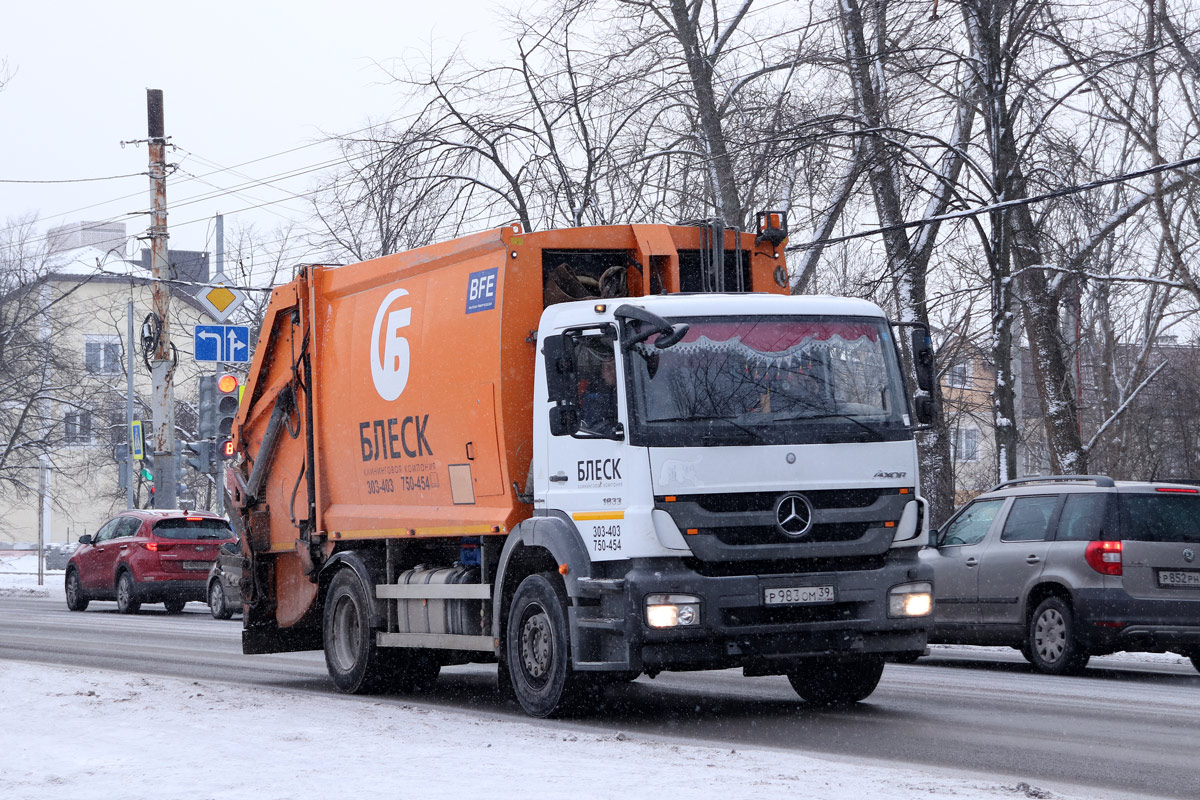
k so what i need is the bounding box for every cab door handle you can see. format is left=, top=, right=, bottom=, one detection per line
left=549, top=473, right=568, bottom=483
left=965, top=557, right=978, bottom=567
left=1026, top=555, right=1041, bottom=564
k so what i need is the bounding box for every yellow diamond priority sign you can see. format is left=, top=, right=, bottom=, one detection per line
left=206, top=286, right=237, bottom=313
left=195, top=272, right=247, bottom=322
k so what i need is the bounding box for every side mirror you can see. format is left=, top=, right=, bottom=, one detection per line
left=911, top=328, right=935, bottom=393
left=548, top=405, right=579, bottom=437
left=78, top=534, right=93, bottom=545
left=913, top=394, right=935, bottom=425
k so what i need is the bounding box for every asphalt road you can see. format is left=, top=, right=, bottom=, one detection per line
left=3, top=594, right=1198, bottom=799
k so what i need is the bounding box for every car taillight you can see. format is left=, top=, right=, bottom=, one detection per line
left=1085, top=540, right=1122, bottom=575
left=144, top=541, right=174, bottom=552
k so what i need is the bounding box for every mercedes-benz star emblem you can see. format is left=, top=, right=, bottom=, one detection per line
left=774, top=493, right=814, bottom=537
left=1185, top=548, right=1195, bottom=563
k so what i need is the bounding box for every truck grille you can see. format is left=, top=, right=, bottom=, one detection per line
left=665, top=489, right=888, bottom=512
left=709, top=522, right=870, bottom=546
left=685, top=554, right=886, bottom=577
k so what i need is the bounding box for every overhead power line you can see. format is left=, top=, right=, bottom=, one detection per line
left=0, top=171, right=146, bottom=184
left=786, top=154, right=1200, bottom=253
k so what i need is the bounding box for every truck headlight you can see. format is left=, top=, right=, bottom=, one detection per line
left=645, top=594, right=701, bottom=628
left=888, top=582, right=933, bottom=618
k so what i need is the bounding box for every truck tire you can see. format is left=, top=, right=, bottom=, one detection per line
left=1027, top=597, right=1089, bottom=676
left=65, top=568, right=89, bottom=611
left=324, top=568, right=389, bottom=693
left=116, top=571, right=141, bottom=614
left=323, top=568, right=442, bottom=694
left=506, top=571, right=580, bottom=718
left=787, top=656, right=885, bottom=707
left=164, top=599, right=187, bottom=614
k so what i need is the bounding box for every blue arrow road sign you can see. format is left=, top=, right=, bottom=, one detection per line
left=194, top=325, right=251, bottom=363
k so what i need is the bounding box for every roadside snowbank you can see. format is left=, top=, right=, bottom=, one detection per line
left=0, top=553, right=59, bottom=599
left=0, top=660, right=1116, bottom=800
left=0, top=556, right=1171, bottom=799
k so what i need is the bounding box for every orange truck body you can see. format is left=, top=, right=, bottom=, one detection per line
left=229, top=223, right=787, bottom=631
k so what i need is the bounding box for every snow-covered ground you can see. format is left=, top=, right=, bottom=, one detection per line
left=0, top=552, right=65, bottom=598
left=0, top=554, right=1167, bottom=799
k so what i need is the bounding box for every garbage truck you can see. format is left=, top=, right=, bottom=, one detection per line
left=226, top=216, right=936, bottom=717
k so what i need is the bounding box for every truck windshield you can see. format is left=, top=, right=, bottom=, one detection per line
left=625, top=316, right=912, bottom=447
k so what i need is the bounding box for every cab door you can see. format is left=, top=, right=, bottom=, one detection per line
left=542, top=326, right=634, bottom=561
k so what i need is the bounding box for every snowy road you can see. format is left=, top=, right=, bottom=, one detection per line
left=1, top=591, right=1197, bottom=798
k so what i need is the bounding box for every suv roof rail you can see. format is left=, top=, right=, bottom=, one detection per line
left=987, top=474, right=1116, bottom=492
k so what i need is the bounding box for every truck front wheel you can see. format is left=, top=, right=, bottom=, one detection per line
left=506, top=571, right=579, bottom=718
left=787, top=656, right=885, bottom=707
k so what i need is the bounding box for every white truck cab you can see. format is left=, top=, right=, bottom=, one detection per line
left=517, top=293, right=933, bottom=709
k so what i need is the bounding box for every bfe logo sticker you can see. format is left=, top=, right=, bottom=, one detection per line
left=370, top=288, right=412, bottom=401
left=466, top=267, right=498, bottom=314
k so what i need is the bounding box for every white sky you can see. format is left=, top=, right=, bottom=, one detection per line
left=0, top=1, right=509, bottom=257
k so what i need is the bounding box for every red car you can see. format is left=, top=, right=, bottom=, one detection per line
left=65, top=510, right=236, bottom=614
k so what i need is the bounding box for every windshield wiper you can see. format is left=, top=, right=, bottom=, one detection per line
left=774, top=412, right=888, bottom=442
left=650, top=414, right=769, bottom=444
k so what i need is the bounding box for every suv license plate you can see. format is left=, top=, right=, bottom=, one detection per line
left=1157, top=569, right=1200, bottom=588
left=764, top=585, right=836, bottom=605
left=182, top=561, right=211, bottom=571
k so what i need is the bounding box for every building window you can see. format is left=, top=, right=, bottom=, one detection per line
left=947, top=360, right=972, bottom=389
left=954, top=427, right=980, bottom=462
left=64, top=410, right=93, bottom=444
left=85, top=335, right=122, bottom=374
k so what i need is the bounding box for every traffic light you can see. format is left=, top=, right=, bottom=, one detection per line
left=182, top=440, right=213, bottom=474
left=140, top=453, right=156, bottom=506
left=197, top=375, right=218, bottom=439
left=176, top=459, right=192, bottom=506
left=217, top=373, right=239, bottom=439
left=217, top=373, right=240, bottom=460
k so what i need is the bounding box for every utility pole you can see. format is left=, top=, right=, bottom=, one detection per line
left=147, top=89, right=177, bottom=508
left=214, top=213, right=225, bottom=515
left=126, top=301, right=136, bottom=508
left=37, top=457, right=50, bottom=587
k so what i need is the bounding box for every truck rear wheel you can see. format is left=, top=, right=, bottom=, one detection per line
left=506, top=571, right=579, bottom=718
left=787, top=656, right=885, bottom=707
left=324, top=569, right=380, bottom=693
left=323, top=568, right=442, bottom=694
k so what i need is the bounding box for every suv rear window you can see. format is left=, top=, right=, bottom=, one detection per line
left=153, top=519, right=233, bottom=540
left=1120, top=495, right=1200, bottom=543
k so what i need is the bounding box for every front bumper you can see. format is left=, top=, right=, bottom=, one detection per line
left=1074, top=588, right=1200, bottom=655
left=570, top=553, right=932, bottom=674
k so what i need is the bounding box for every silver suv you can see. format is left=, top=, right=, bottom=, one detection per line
left=921, top=476, right=1200, bottom=675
